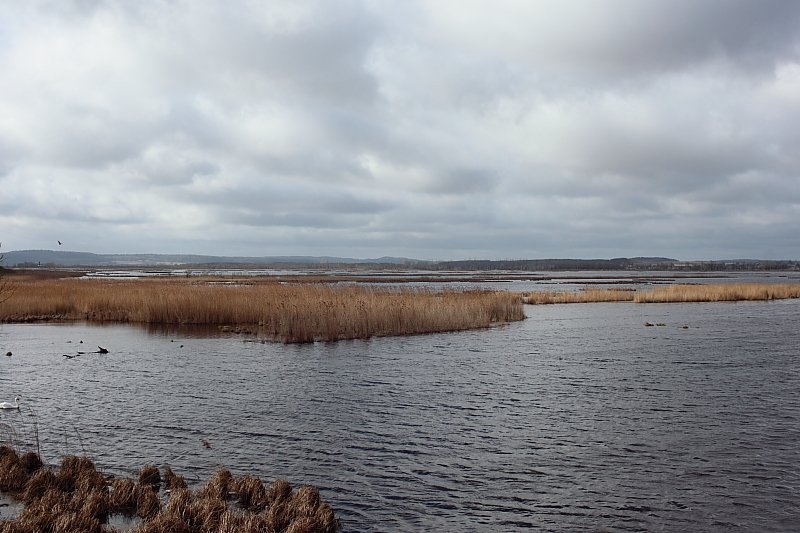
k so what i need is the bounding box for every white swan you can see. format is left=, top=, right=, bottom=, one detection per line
left=0, top=397, right=20, bottom=409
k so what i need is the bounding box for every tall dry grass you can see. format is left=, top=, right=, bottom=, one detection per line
left=633, top=283, right=800, bottom=303
left=0, top=278, right=523, bottom=342
left=523, top=283, right=800, bottom=305
left=0, top=446, right=339, bottom=533
left=523, top=288, right=635, bottom=304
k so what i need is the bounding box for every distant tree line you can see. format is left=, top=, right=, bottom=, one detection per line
left=3, top=254, right=799, bottom=272
left=423, top=258, right=800, bottom=272
left=14, top=262, right=60, bottom=268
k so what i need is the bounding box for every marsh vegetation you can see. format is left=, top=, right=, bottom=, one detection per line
left=632, top=282, right=800, bottom=302
left=523, top=283, right=800, bottom=305
left=0, top=445, right=337, bottom=533
left=0, top=278, right=524, bottom=343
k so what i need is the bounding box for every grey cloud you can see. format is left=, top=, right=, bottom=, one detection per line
left=695, top=172, right=800, bottom=206
left=180, top=177, right=395, bottom=220
left=1, top=0, right=383, bottom=170
left=432, top=169, right=496, bottom=194
left=220, top=211, right=372, bottom=230
left=151, top=1, right=381, bottom=106
left=243, top=12, right=379, bottom=104
left=2, top=0, right=800, bottom=259
left=560, top=1, right=800, bottom=77
left=135, top=151, right=220, bottom=186
left=423, top=1, right=800, bottom=81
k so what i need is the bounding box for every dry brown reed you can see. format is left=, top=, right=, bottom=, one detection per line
left=216, top=511, right=267, bottom=533
left=176, top=496, right=228, bottom=532
left=230, top=474, right=268, bottom=512
left=133, top=513, right=192, bottom=533
left=265, top=499, right=294, bottom=532
left=125, top=476, right=339, bottom=533
left=12, top=488, right=69, bottom=532
left=260, top=480, right=338, bottom=533
left=0, top=278, right=524, bottom=342
left=51, top=512, right=103, bottom=533
left=56, top=456, right=106, bottom=494
left=22, top=468, right=58, bottom=504
left=0, top=447, right=28, bottom=493
left=196, top=468, right=232, bottom=501
left=80, top=489, right=110, bottom=521
left=18, top=453, right=42, bottom=475
left=0, top=447, right=15, bottom=461
left=268, top=478, right=293, bottom=506
left=633, top=283, right=800, bottom=303
left=523, top=288, right=635, bottom=304
left=0, top=448, right=340, bottom=533
left=163, top=487, right=194, bottom=519
left=135, top=483, right=162, bottom=521
left=108, top=478, right=137, bottom=516
left=162, top=465, right=187, bottom=491
left=523, top=283, right=800, bottom=305
left=138, top=464, right=161, bottom=487
left=291, top=486, right=322, bottom=518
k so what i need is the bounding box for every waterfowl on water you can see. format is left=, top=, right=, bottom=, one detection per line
left=97, top=346, right=109, bottom=354
left=0, top=398, right=20, bottom=409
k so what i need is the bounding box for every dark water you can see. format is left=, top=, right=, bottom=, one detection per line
left=0, top=299, right=798, bottom=532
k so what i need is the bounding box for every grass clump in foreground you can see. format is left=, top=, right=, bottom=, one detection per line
left=0, top=278, right=524, bottom=343
left=523, top=283, right=800, bottom=305
left=0, top=446, right=338, bottom=533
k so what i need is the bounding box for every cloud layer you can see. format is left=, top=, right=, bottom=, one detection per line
left=1, top=0, right=799, bottom=259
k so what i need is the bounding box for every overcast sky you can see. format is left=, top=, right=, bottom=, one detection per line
left=1, top=0, right=799, bottom=260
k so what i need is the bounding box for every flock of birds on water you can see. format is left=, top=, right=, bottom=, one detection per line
left=2, top=340, right=109, bottom=411
left=3, top=241, right=87, bottom=412
left=3, top=335, right=180, bottom=414
left=62, top=345, right=109, bottom=359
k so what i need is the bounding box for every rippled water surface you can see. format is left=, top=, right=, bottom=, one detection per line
left=1, top=299, right=798, bottom=531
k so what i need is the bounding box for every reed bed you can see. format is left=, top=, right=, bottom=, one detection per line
left=522, top=283, right=800, bottom=305
left=0, top=446, right=339, bottom=533
left=633, top=283, right=800, bottom=303
left=0, top=278, right=523, bottom=343
left=523, top=288, right=635, bottom=304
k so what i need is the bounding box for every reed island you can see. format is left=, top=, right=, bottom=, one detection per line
left=523, top=283, right=800, bottom=304
left=0, top=276, right=525, bottom=343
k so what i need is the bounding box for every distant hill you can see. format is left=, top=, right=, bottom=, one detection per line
left=433, top=257, right=680, bottom=271
left=2, top=250, right=798, bottom=271
left=430, top=258, right=800, bottom=271
left=2, top=250, right=419, bottom=267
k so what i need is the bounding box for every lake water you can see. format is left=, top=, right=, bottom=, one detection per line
left=0, top=298, right=798, bottom=531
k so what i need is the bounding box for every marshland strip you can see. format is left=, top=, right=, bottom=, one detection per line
left=523, top=282, right=800, bottom=304
left=0, top=270, right=798, bottom=342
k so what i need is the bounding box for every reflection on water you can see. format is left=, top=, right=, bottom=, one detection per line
left=0, top=299, right=798, bottom=531
left=140, top=322, right=238, bottom=338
